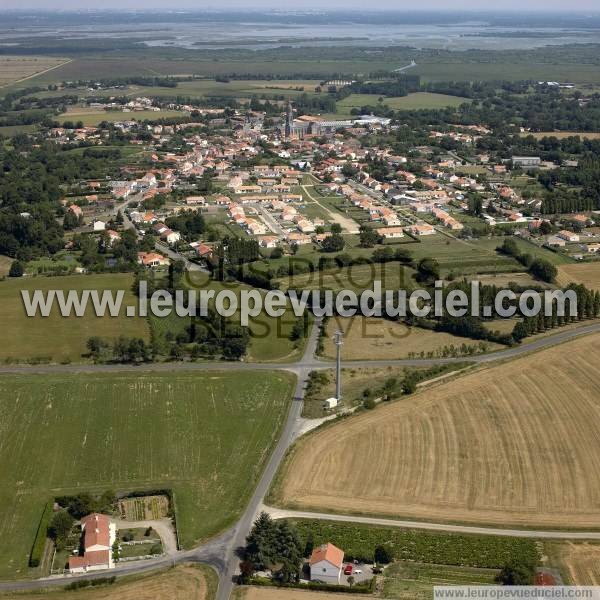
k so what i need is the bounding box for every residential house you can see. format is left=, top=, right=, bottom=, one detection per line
left=309, top=543, right=344, bottom=584
left=68, top=513, right=116, bottom=573
left=138, top=252, right=169, bottom=267
left=376, top=226, right=405, bottom=239
left=557, top=230, right=580, bottom=243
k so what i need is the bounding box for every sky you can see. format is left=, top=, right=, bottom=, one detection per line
left=0, top=1, right=598, bottom=10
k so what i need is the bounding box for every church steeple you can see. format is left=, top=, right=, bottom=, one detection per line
left=284, top=100, right=293, bottom=138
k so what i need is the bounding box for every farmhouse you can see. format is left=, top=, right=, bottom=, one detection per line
left=68, top=513, right=116, bottom=573
left=309, top=542, right=344, bottom=584
left=406, top=223, right=436, bottom=236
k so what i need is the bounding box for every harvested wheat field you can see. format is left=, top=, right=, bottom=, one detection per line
left=235, top=588, right=366, bottom=600
left=557, top=542, right=600, bottom=585
left=278, top=333, right=600, bottom=527
left=322, top=316, right=503, bottom=360
left=557, top=263, right=600, bottom=291
left=0, top=565, right=216, bottom=600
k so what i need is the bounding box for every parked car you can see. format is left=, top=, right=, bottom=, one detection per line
left=344, top=564, right=353, bottom=576
left=354, top=569, right=363, bottom=575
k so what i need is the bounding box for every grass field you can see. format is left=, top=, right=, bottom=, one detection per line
left=57, top=108, right=187, bottom=126
left=321, top=317, right=503, bottom=360
left=382, top=562, right=498, bottom=599
left=0, top=56, right=68, bottom=87
left=0, top=369, right=293, bottom=579
left=276, top=333, right=600, bottom=527
left=0, top=564, right=217, bottom=599
left=0, top=274, right=149, bottom=363
left=172, top=272, right=310, bottom=362
left=557, top=263, right=600, bottom=291
left=337, top=92, right=470, bottom=114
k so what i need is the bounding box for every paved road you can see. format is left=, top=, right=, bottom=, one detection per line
left=2, top=319, right=600, bottom=594
left=1, top=321, right=599, bottom=376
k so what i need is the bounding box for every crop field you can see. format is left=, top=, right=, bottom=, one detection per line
left=0, top=564, right=217, bottom=600
left=0, top=56, right=69, bottom=87
left=337, top=92, right=470, bottom=114
left=382, top=562, right=498, bottom=599
left=557, top=263, right=600, bottom=291
left=119, top=495, right=169, bottom=521
left=57, top=108, right=187, bottom=126
left=277, top=333, right=600, bottom=527
left=321, top=317, right=504, bottom=360
left=0, top=369, right=293, bottom=578
left=291, top=520, right=539, bottom=568
left=0, top=274, right=149, bottom=363
left=552, top=542, right=600, bottom=585
left=414, top=62, right=600, bottom=84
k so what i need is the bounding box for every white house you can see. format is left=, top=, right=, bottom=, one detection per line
left=377, top=227, right=405, bottom=239
left=310, top=543, right=344, bottom=584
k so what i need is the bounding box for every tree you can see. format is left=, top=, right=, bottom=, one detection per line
left=539, top=220, right=552, bottom=235
left=321, top=233, right=345, bottom=252
left=359, top=225, right=381, bottom=248
left=529, top=258, right=557, bottom=283
left=496, top=558, right=536, bottom=586
left=347, top=575, right=355, bottom=587
left=330, top=223, right=342, bottom=234
left=8, top=260, right=24, bottom=277
left=416, top=257, right=440, bottom=283
left=374, top=545, right=394, bottom=564
left=48, top=511, right=75, bottom=550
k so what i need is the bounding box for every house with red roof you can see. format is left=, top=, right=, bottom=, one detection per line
left=68, top=513, right=116, bottom=573
left=309, top=542, right=344, bottom=584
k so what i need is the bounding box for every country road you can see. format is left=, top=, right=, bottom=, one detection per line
left=1, top=319, right=600, bottom=595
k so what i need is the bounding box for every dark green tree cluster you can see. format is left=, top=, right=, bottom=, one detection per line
left=242, top=513, right=304, bottom=583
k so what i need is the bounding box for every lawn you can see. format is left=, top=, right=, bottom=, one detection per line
left=0, top=370, right=294, bottom=579
left=277, top=333, right=600, bottom=527
left=337, top=92, right=470, bottom=114
left=0, top=564, right=217, bottom=599
left=0, top=274, right=149, bottom=363
left=557, top=263, right=600, bottom=291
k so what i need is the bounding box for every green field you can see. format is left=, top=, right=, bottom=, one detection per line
left=0, top=370, right=294, bottom=579
left=337, top=92, right=470, bottom=114
left=57, top=109, right=187, bottom=126
left=0, top=274, right=149, bottom=363
left=149, top=273, right=310, bottom=363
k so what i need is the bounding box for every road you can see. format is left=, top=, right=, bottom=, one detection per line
left=265, top=506, right=600, bottom=540
left=1, top=319, right=600, bottom=594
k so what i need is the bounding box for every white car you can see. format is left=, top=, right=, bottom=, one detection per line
left=353, top=569, right=362, bottom=575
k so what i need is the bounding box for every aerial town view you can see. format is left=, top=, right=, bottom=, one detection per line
left=2, top=2, right=600, bottom=599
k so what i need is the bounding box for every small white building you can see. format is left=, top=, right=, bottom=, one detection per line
left=93, top=220, right=106, bottom=231
left=310, top=543, right=344, bottom=584
left=323, top=397, right=338, bottom=410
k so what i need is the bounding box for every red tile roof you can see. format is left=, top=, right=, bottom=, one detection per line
left=81, top=513, right=111, bottom=550
left=309, top=543, right=344, bottom=568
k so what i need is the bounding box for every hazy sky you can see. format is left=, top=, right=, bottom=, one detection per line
left=0, top=0, right=598, bottom=10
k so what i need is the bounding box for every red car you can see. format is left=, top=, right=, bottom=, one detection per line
left=343, top=564, right=353, bottom=576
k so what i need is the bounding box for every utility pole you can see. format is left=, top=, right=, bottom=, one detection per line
left=334, top=330, right=343, bottom=401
